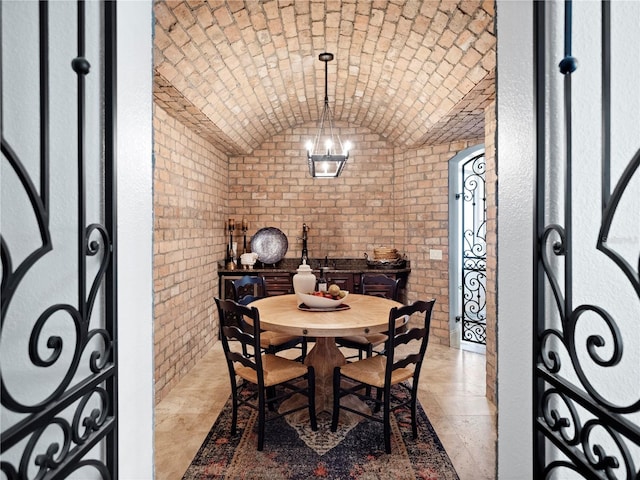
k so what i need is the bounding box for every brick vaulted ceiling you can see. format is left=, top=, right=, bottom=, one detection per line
left=153, top=0, right=496, bottom=155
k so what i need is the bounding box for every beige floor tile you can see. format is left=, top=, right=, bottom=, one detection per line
left=155, top=412, right=220, bottom=480
left=433, top=393, right=497, bottom=417
left=438, top=431, right=495, bottom=480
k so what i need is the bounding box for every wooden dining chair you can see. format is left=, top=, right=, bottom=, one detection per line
left=331, top=299, right=435, bottom=454
left=231, top=274, right=267, bottom=305
left=335, top=274, right=401, bottom=360
left=232, top=275, right=307, bottom=361
left=215, top=297, right=317, bottom=451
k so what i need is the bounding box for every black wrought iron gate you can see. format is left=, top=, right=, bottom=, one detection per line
left=1, top=1, right=118, bottom=478
left=534, top=1, right=639, bottom=478
left=459, top=153, right=487, bottom=346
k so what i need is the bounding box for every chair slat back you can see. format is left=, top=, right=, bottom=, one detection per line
left=222, top=324, right=258, bottom=367
left=384, top=299, right=436, bottom=383
left=232, top=276, right=266, bottom=305
left=215, top=297, right=264, bottom=383
left=360, top=274, right=399, bottom=301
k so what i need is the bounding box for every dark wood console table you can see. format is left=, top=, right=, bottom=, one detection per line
left=217, top=258, right=411, bottom=304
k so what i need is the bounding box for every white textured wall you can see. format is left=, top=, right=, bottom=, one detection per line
left=496, top=1, right=535, bottom=476
left=116, top=1, right=154, bottom=478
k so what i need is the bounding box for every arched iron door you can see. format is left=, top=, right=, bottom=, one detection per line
left=1, top=1, right=118, bottom=478
left=459, top=153, right=487, bottom=346
left=533, top=1, right=640, bottom=478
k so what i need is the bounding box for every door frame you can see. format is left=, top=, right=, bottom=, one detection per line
left=448, top=144, right=485, bottom=352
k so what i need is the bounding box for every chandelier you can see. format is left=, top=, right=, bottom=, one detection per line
left=306, top=52, right=352, bottom=178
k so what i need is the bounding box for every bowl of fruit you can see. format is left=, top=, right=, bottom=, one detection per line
left=297, top=284, right=349, bottom=309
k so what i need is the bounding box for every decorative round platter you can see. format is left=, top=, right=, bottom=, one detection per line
left=250, top=227, right=288, bottom=264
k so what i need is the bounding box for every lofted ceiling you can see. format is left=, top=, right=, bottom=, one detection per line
left=153, top=0, right=496, bottom=156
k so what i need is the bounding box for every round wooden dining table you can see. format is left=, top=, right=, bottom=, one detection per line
left=251, top=293, right=401, bottom=418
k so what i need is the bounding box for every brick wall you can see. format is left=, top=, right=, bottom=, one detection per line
left=228, top=122, right=399, bottom=259
left=153, top=112, right=495, bottom=402
left=153, top=105, right=229, bottom=403
left=484, top=99, right=497, bottom=404
left=398, top=140, right=480, bottom=345
left=228, top=122, right=482, bottom=347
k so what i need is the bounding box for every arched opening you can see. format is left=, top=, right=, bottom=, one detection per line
left=448, top=144, right=486, bottom=353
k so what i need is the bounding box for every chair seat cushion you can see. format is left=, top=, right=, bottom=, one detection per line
left=260, top=330, right=301, bottom=348
left=339, top=355, right=414, bottom=388
left=236, top=354, right=308, bottom=387
left=338, top=333, right=388, bottom=347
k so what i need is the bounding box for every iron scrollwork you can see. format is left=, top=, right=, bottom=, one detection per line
left=461, top=153, right=487, bottom=345
left=0, top=1, right=117, bottom=478
left=534, top=1, right=640, bottom=478
left=597, top=148, right=640, bottom=298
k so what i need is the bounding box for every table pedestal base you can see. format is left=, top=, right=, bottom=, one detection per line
left=279, top=337, right=370, bottom=428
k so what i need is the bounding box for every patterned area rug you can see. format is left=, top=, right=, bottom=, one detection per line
left=182, top=385, right=459, bottom=480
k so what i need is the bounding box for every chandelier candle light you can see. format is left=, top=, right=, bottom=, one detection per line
left=306, top=52, right=352, bottom=178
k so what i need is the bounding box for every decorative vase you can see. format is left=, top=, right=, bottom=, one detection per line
left=292, top=259, right=316, bottom=294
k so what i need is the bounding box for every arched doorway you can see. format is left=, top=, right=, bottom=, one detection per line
left=448, top=144, right=486, bottom=353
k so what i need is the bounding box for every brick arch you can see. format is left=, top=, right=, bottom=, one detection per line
left=154, top=0, right=496, bottom=155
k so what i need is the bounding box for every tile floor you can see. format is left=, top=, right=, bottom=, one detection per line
left=155, top=341, right=497, bottom=479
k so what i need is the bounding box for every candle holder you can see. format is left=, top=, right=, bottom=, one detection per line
left=242, top=224, right=248, bottom=255
left=227, top=220, right=236, bottom=270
